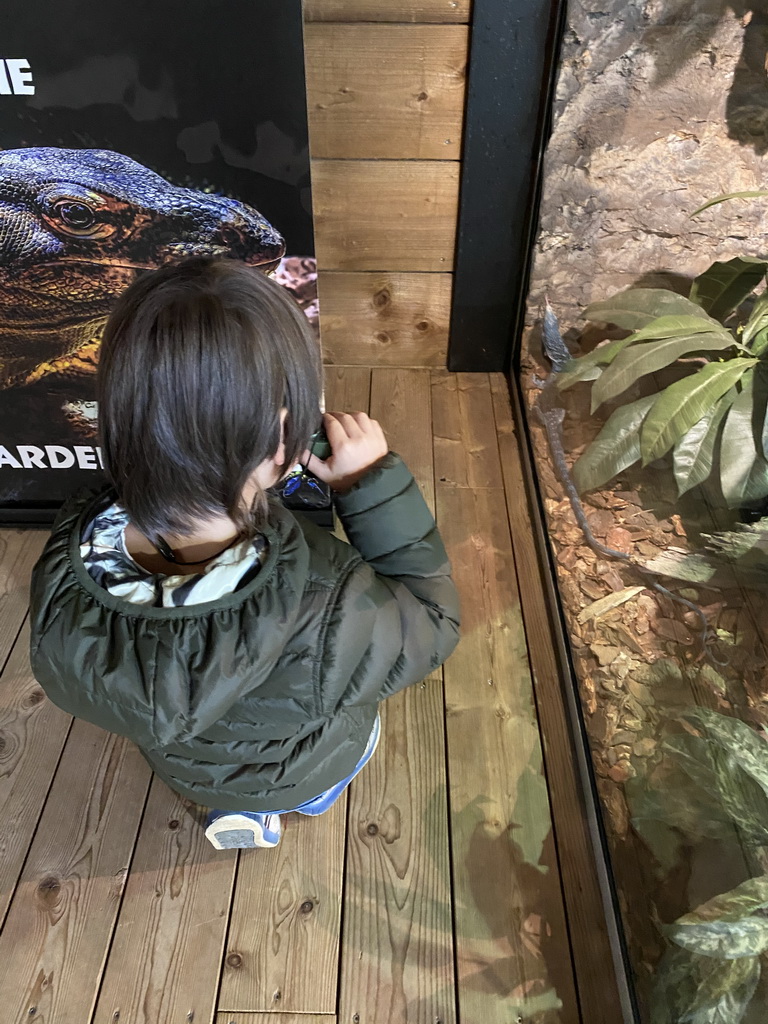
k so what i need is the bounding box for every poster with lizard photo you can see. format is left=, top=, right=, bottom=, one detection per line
left=0, top=0, right=318, bottom=520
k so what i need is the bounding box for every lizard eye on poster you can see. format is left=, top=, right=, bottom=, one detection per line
left=0, top=0, right=317, bottom=521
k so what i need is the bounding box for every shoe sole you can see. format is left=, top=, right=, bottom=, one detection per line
left=205, top=814, right=281, bottom=850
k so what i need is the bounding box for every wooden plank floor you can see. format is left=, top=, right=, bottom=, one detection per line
left=0, top=369, right=620, bottom=1024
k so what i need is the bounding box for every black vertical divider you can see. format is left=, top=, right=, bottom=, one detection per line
left=448, top=0, right=565, bottom=372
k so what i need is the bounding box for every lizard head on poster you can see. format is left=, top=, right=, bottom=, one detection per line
left=0, top=146, right=286, bottom=386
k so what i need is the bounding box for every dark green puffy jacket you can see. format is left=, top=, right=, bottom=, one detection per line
left=29, top=455, right=460, bottom=812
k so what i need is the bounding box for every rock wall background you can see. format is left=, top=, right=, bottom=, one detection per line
left=526, top=0, right=768, bottom=329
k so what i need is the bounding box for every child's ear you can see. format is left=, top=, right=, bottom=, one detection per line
left=275, top=408, right=288, bottom=467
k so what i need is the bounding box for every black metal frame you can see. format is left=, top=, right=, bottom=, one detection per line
left=448, top=0, right=566, bottom=372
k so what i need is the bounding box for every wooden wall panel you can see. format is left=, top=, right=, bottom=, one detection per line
left=306, top=26, right=467, bottom=159
left=312, top=160, right=459, bottom=272
left=304, top=2, right=466, bottom=367
left=305, top=0, right=471, bottom=23
left=318, top=271, right=451, bottom=365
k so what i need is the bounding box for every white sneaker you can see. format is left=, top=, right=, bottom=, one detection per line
left=204, top=811, right=282, bottom=850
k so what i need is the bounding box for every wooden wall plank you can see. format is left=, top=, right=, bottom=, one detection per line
left=306, top=26, right=467, bottom=159
left=0, top=720, right=150, bottom=1023
left=319, top=272, right=451, bottom=367
left=0, top=622, right=71, bottom=928
left=0, top=531, right=47, bottom=667
left=490, top=375, right=623, bottom=1021
left=311, top=160, right=459, bottom=272
left=305, top=0, right=471, bottom=22
left=432, top=370, right=581, bottom=1023
left=371, top=367, right=435, bottom=509
left=323, top=364, right=372, bottom=412
left=93, top=777, right=237, bottom=1024
left=218, top=800, right=346, bottom=1014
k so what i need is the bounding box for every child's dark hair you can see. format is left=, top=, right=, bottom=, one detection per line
left=97, top=257, right=322, bottom=539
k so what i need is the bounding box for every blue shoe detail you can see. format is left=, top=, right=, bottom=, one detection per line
left=294, top=714, right=382, bottom=816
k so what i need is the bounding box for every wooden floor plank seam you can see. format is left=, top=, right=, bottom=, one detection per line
left=0, top=605, right=30, bottom=679
left=210, top=846, right=245, bottom=1020
left=86, top=771, right=156, bottom=1024
left=326, top=368, right=373, bottom=1022
left=485, top=377, right=587, bottom=1012
left=0, top=715, right=75, bottom=936
left=437, top=664, right=464, bottom=1024
left=491, top=373, right=623, bottom=1021
left=434, top=370, right=581, bottom=1021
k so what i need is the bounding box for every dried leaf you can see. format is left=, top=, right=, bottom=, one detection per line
left=581, top=579, right=606, bottom=601
left=654, top=617, right=696, bottom=644
left=590, top=644, right=620, bottom=666
left=605, top=526, right=633, bottom=554
left=577, top=585, right=645, bottom=623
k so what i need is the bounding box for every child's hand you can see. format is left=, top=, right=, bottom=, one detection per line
left=304, top=412, right=388, bottom=493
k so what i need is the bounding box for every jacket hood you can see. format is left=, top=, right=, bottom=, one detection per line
left=29, top=489, right=311, bottom=747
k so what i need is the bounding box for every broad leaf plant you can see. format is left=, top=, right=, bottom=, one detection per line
left=629, top=707, right=768, bottom=1024
left=557, top=193, right=768, bottom=507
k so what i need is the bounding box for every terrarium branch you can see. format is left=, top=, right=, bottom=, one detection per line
left=535, top=301, right=725, bottom=664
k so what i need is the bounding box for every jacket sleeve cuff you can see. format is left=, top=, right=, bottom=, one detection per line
left=333, top=453, right=413, bottom=516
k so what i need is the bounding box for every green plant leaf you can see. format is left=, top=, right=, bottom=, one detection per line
left=590, top=330, right=738, bottom=411
left=680, top=875, right=768, bottom=925
left=692, top=190, right=768, bottom=216
left=689, top=257, right=768, bottom=321
left=660, top=708, right=768, bottom=846
left=664, top=733, right=768, bottom=843
left=583, top=288, right=721, bottom=331
left=628, top=769, right=750, bottom=845
left=651, top=946, right=760, bottom=1024
left=628, top=315, right=731, bottom=343
left=555, top=335, right=638, bottom=389
left=721, top=370, right=758, bottom=505
left=741, top=291, right=768, bottom=346
left=673, top=390, right=736, bottom=495
left=668, top=916, right=768, bottom=959
left=640, top=359, right=758, bottom=464
left=572, top=394, right=656, bottom=493
left=719, top=370, right=768, bottom=506
left=684, top=708, right=768, bottom=800
left=753, top=325, right=768, bottom=357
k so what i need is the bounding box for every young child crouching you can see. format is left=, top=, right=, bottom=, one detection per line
left=29, top=258, right=460, bottom=850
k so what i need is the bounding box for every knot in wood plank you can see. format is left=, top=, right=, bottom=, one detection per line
left=36, top=876, right=61, bottom=905
left=372, top=286, right=390, bottom=309
left=225, top=952, right=243, bottom=969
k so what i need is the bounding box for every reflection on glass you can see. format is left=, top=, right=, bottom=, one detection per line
left=522, top=247, right=768, bottom=1022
